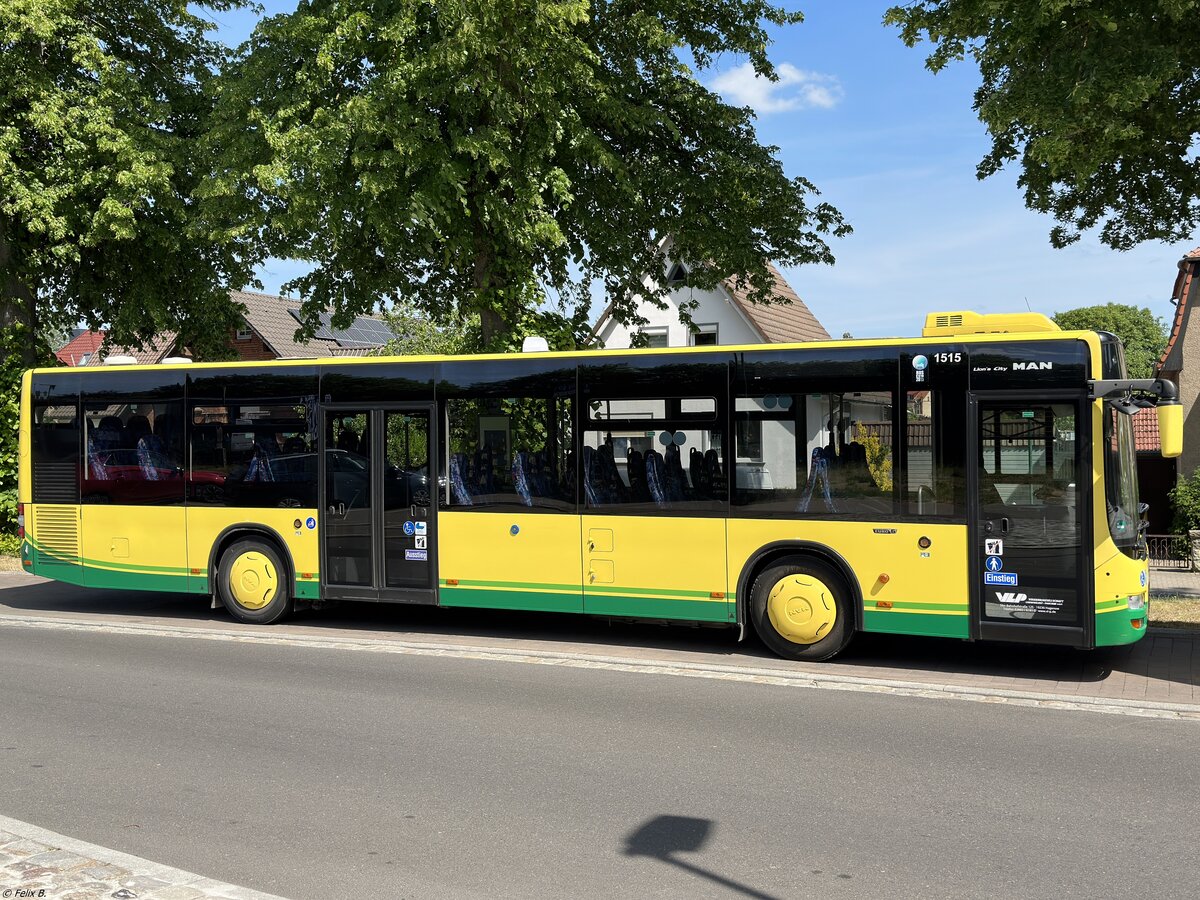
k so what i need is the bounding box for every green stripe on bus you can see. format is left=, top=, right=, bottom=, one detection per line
left=862, top=608, right=969, bottom=639
left=442, top=578, right=579, bottom=592
left=27, top=536, right=191, bottom=575
left=866, top=601, right=968, bottom=612
left=439, top=587, right=582, bottom=614
left=582, top=594, right=732, bottom=623
left=439, top=587, right=733, bottom=623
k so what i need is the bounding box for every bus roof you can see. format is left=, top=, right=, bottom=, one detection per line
left=28, top=310, right=1100, bottom=375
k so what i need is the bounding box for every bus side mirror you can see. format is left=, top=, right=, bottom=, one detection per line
left=1158, top=401, right=1182, bottom=458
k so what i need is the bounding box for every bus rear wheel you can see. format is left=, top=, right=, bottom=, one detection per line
left=217, top=539, right=293, bottom=625
left=750, top=558, right=853, bottom=661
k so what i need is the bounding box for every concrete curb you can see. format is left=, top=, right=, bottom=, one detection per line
left=2, top=613, right=1199, bottom=722
left=0, top=812, right=288, bottom=899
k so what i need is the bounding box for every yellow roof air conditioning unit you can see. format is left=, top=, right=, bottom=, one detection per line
left=922, top=311, right=1060, bottom=337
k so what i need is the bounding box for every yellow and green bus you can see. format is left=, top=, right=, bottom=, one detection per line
left=16, top=310, right=1182, bottom=660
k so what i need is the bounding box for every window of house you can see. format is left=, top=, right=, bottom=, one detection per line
left=666, top=262, right=687, bottom=286
left=235, top=325, right=252, bottom=341
left=639, top=328, right=669, bottom=349
left=691, top=325, right=718, bottom=347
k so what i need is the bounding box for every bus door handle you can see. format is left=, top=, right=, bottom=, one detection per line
left=327, top=502, right=345, bottom=518
left=1000, top=517, right=1010, bottom=535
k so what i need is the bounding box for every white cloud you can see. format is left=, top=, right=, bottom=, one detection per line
left=710, top=62, right=844, bottom=114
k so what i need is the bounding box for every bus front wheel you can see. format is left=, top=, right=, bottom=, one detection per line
left=750, top=558, right=853, bottom=661
left=217, top=539, right=293, bottom=625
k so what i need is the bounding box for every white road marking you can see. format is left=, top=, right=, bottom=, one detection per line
left=1, top=613, right=1198, bottom=721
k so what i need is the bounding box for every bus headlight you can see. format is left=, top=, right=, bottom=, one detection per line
left=1127, top=594, right=1146, bottom=611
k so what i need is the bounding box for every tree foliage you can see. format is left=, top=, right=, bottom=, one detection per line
left=1169, top=467, right=1200, bottom=534
left=0, top=324, right=53, bottom=540
left=886, top=1, right=1200, bottom=250
left=211, top=0, right=849, bottom=349
left=377, top=300, right=479, bottom=356
left=0, top=0, right=256, bottom=364
left=1051, top=303, right=1168, bottom=378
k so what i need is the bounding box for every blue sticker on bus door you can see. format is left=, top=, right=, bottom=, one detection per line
left=405, top=549, right=427, bottom=561
left=402, top=521, right=416, bottom=536
left=984, top=572, right=1018, bottom=586
left=985, top=556, right=1003, bottom=572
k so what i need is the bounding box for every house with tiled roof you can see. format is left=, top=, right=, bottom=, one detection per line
left=592, top=239, right=828, bottom=349
left=1158, top=246, right=1200, bottom=482
left=54, top=329, right=107, bottom=366
left=80, top=290, right=395, bottom=365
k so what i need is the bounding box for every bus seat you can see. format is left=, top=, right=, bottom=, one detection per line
left=137, top=432, right=166, bottom=481
left=512, top=450, right=533, bottom=506
left=87, top=439, right=111, bottom=481
left=664, top=443, right=687, bottom=501
left=450, top=453, right=473, bottom=505
left=582, top=446, right=600, bottom=506
left=626, top=448, right=651, bottom=503
left=645, top=449, right=667, bottom=506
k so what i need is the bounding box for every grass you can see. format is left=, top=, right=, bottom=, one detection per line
left=1150, top=596, right=1200, bottom=630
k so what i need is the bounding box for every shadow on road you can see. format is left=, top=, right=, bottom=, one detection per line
left=624, top=815, right=781, bottom=900
left=1, top=573, right=1193, bottom=691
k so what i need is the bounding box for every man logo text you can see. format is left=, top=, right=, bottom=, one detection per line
left=1012, top=361, right=1052, bottom=371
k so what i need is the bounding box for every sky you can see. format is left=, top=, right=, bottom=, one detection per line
left=210, top=1, right=1196, bottom=339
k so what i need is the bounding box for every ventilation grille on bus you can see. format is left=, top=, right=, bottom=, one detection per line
left=33, top=506, right=80, bottom=566
left=934, top=314, right=964, bottom=328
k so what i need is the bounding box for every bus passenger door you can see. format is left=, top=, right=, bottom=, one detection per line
left=972, top=396, right=1088, bottom=645
left=322, top=406, right=437, bottom=603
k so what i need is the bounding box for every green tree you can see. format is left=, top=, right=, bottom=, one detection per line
left=0, top=0, right=256, bottom=365
left=1051, top=303, right=1168, bottom=377
left=378, top=301, right=480, bottom=356
left=886, top=1, right=1200, bottom=250
left=0, top=324, right=54, bottom=546
left=210, top=0, right=849, bottom=350
left=1169, top=467, right=1200, bottom=534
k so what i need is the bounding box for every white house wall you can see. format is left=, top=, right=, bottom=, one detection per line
left=597, top=285, right=761, bottom=348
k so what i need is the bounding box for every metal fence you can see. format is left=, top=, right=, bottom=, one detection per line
left=1146, top=534, right=1192, bottom=570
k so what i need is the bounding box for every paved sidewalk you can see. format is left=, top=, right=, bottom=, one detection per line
left=0, top=815, right=286, bottom=900
left=1150, top=567, right=1200, bottom=598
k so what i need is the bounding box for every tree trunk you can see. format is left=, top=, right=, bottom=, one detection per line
left=473, top=227, right=511, bottom=350
left=0, top=216, right=39, bottom=368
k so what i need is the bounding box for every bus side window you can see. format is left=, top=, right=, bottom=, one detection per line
left=445, top=394, right=574, bottom=512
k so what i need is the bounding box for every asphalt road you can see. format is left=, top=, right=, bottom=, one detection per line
left=1, top=620, right=1197, bottom=900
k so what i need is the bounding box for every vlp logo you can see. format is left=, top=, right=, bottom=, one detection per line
left=996, top=591, right=1027, bottom=604
left=1012, top=361, right=1053, bottom=371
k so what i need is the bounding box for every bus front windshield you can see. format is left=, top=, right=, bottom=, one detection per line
left=1103, top=404, right=1142, bottom=558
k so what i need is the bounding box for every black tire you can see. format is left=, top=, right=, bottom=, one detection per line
left=749, top=557, right=853, bottom=661
left=217, top=538, right=293, bottom=625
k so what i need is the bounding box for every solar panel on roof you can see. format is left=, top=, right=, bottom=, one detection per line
left=286, top=308, right=394, bottom=346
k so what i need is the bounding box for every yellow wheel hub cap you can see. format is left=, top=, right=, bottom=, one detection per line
left=229, top=552, right=278, bottom=610
left=767, top=574, right=837, bottom=645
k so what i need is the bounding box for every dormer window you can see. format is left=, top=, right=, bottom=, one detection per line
left=666, top=262, right=687, bottom=287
